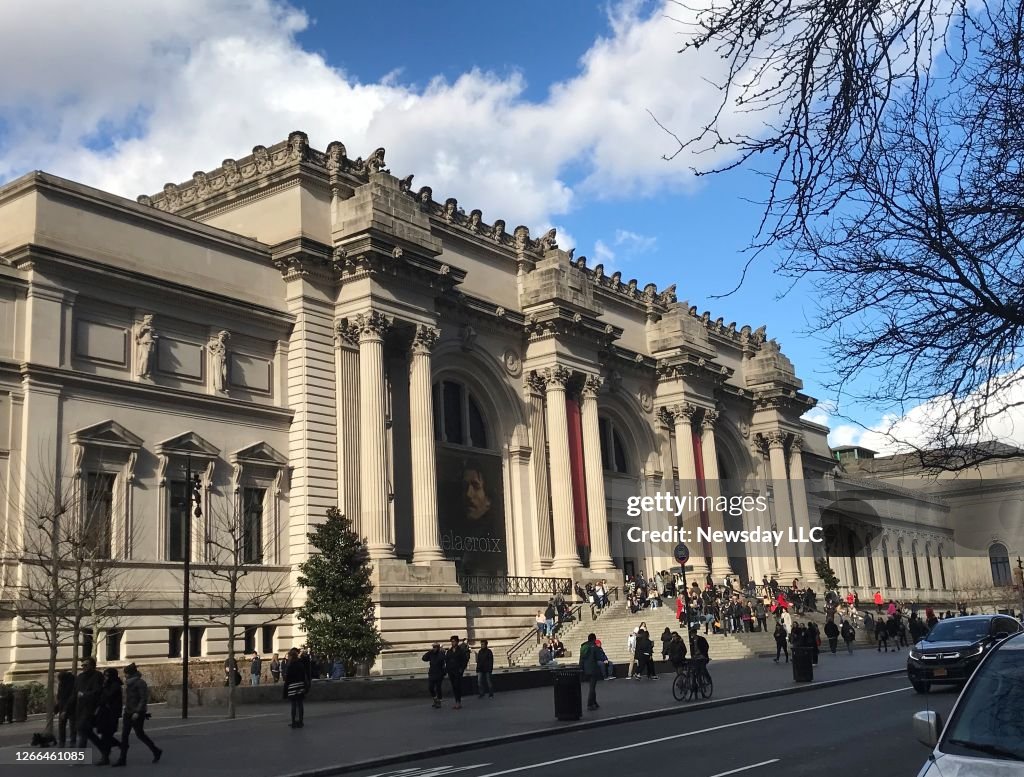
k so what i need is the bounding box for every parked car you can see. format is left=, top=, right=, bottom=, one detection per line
left=913, top=631, right=1024, bottom=775
left=907, top=614, right=1022, bottom=693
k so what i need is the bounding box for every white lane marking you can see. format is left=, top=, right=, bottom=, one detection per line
left=474, top=687, right=910, bottom=777
left=708, top=760, right=780, bottom=777
left=363, top=767, right=492, bottom=777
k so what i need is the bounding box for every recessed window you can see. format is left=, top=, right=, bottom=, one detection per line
left=261, top=626, right=276, bottom=654
left=598, top=417, right=629, bottom=473
left=82, top=628, right=94, bottom=660
left=84, top=473, right=116, bottom=559
left=105, top=630, right=123, bottom=662
left=243, top=626, right=257, bottom=655
left=242, top=488, right=265, bottom=564
left=168, top=627, right=182, bottom=659
left=433, top=380, right=489, bottom=449
left=167, top=480, right=189, bottom=562
left=188, top=626, right=205, bottom=657
left=990, top=543, right=1012, bottom=586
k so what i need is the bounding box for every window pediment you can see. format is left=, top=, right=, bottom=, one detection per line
left=70, top=420, right=144, bottom=451
left=156, top=432, right=220, bottom=487
left=229, top=442, right=288, bottom=494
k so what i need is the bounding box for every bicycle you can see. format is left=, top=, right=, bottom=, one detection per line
left=671, top=657, right=713, bottom=701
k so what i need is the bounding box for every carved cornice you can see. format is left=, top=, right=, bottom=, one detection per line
left=525, top=307, right=623, bottom=349
left=411, top=324, right=441, bottom=354
left=270, top=237, right=335, bottom=282
left=752, top=388, right=817, bottom=412
left=354, top=311, right=392, bottom=341
left=656, top=353, right=734, bottom=384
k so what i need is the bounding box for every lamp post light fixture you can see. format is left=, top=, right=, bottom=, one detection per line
left=181, top=455, right=203, bottom=719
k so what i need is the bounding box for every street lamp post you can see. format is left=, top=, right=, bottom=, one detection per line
left=1017, top=557, right=1024, bottom=619
left=181, top=455, right=203, bottom=719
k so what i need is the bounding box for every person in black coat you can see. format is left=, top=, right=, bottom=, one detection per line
left=773, top=621, right=789, bottom=663
left=660, top=627, right=672, bottom=660
left=91, top=668, right=123, bottom=765
left=55, top=670, right=75, bottom=748
left=444, top=636, right=471, bottom=709
left=282, top=647, right=310, bottom=728
left=475, top=639, right=495, bottom=699
left=72, top=657, right=103, bottom=748
left=634, top=629, right=657, bottom=679
left=824, top=620, right=840, bottom=654
left=422, top=642, right=447, bottom=708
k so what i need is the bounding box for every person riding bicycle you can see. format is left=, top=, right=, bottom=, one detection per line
left=668, top=632, right=687, bottom=670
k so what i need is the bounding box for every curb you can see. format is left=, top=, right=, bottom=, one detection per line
left=278, top=668, right=905, bottom=777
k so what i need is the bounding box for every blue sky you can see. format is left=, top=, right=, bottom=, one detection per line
left=0, top=0, right=920, bottom=447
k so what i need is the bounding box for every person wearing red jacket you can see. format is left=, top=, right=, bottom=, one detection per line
left=873, top=591, right=884, bottom=611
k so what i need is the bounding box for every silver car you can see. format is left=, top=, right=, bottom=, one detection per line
left=914, top=631, right=1024, bottom=775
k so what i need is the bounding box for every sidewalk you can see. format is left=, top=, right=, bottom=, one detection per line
left=0, top=650, right=908, bottom=776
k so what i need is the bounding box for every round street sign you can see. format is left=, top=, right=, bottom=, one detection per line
left=673, top=542, right=690, bottom=565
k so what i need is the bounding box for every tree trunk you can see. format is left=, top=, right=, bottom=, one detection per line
left=43, top=618, right=58, bottom=738
left=227, top=586, right=236, bottom=720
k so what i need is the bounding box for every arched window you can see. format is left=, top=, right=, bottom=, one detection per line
left=881, top=540, right=892, bottom=588
left=938, top=545, right=947, bottom=589
left=847, top=529, right=860, bottom=587
left=865, top=533, right=876, bottom=588
left=924, top=543, right=935, bottom=589
left=598, top=417, right=629, bottom=473
left=897, top=539, right=907, bottom=588
left=433, top=380, right=489, bottom=449
left=990, top=543, right=1012, bottom=586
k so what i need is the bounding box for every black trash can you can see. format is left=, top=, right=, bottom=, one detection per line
left=0, top=687, right=12, bottom=724
left=792, top=647, right=814, bottom=682
left=552, top=666, right=582, bottom=721
left=11, top=688, right=27, bottom=723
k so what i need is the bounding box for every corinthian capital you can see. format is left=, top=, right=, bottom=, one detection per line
left=669, top=402, right=698, bottom=427
left=701, top=408, right=719, bottom=431
left=542, top=365, right=572, bottom=390
left=789, top=434, right=804, bottom=453
left=411, top=324, right=440, bottom=354
left=335, top=318, right=360, bottom=347
left=765, top=430, right=787, bottom=450
left=581, top=374, right=603, bottom=400
left=354, top=311, right=392, bottom=341
left=526, top=371, right=547, bottom=395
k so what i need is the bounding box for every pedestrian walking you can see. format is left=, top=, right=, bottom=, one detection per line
left=445, top=635, right=471, bottom=710
left=841, top=619, right=856, bottom=654
left=250, top=652, right=262, bottom=686
left=773, top=621, right=789, bottom=663
left=578, top=633, right=608, bottom=711
left=283, top=647, right=310, bottom=728
left=544, top=602, right=556, bottom=637
left=876, top=617, right=889, bottom=651
left=72, top=657, right=103, bottom=748
left=270, top=653, right=281, bottom=683
left=113, top=663, right=161, bottom=766
left=824, top=620, right=839, bottom=654
left=91, top=668, right=123, bottom=765
left=422, top=642, right=447, bottom=708
left=660, top=627, right=672, bottom=660
left=476, top=639, right=494, bottom=699
left=54, top=670, right=74, bottom=748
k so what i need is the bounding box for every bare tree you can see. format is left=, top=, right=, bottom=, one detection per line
left=189, top=495, right=289, bottom=719
left=668, top=0, right=1024, bottom=468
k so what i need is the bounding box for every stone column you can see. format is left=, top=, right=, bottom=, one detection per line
left=701, top=410, right=734, bottom=578
left=788, top=435, right=820, bottom=584
left=543, top=366, right=580, bottom=570
left=580, top=375, right=614, bottom=572
left=765, top=431, right=800, bottom=582
left=671, top=404, right=708, bottom=576
left=357, top=311, right=394, bottom=559
left=409, top=324, right=443, bottom=564
left=526, top=373, right=554, bottom=571
left=927, top=545, right=940, bottom=591
left=334, top=320, right=361, bottom=530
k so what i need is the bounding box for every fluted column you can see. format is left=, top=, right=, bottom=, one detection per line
left=765, top=431, right=800, bottom=582
left=926, top=545, right=939, bottom=591
left=334, top=320, right=361, bottom=531
left=788, top=435, right=820, bottom=584
left=543, top=367, right=580, bottom=570
left=580, top=375, right=614, bottom=572
left=701, top=410, right=734, bottom=578
left=670, top=403, right=708, bottom=576
left=526, top=374, right=554, bottom=571
left=357, top=311, right=394, bottom=559
left=409, top=324, right=443, bottom=563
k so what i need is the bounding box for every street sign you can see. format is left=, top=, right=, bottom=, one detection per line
left=673, top=542, right=690, bottom=565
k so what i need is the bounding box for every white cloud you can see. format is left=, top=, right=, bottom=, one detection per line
left=593, top=239, right=616, bottom=264
left=0, top=0, right=756, bottom=231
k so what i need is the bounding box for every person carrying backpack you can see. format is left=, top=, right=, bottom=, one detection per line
left=841, top=619, right=856, bottom=655
left=824, top=620, right=840, bottom=654
left=578, top=633, right=609, bottom=711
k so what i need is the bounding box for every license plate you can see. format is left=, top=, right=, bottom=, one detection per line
left=933, top=668, right=948, bottom=677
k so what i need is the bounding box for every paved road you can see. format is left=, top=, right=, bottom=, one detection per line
left=0, top=650, right=915, bottom=776
left=340, top=677, right=960, bottom=777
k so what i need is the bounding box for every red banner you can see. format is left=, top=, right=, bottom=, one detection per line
left=692, top=427, right=710, bottom=559
left=565, top=397, right=590, bottom=549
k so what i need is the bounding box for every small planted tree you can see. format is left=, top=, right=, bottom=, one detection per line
left=296, top=509, right=387, bottom=672
left=816, top=557, right=840, bottom=592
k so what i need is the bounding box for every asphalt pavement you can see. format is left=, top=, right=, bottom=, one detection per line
left=0, top=649, right=921, bottom=777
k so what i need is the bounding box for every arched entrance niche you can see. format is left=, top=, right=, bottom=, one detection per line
left=597, top=391, right=657, bottom=577
left=713, top=421, right=758, bottom=583
left=428, top=341, right=531, bottom=575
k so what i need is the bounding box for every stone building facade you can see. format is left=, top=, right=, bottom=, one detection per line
left=0, top=132, right=1008, bottom=678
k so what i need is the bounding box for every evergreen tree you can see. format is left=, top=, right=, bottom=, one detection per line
left=815, top=557, right=840, bottom=591
left=296, top=508, right=387, bottom=664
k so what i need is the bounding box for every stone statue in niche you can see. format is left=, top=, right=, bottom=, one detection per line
left=208, top=330, right=231, bottom=393
left=135, top=314, right=158, bottom=378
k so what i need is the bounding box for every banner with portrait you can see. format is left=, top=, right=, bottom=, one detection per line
left=436, top=448, right=508, bottom=575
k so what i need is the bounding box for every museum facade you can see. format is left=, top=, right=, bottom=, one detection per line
left=0, top=133, right=1016, bottom=677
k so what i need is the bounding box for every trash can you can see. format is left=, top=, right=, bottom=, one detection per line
left=792, top=647, right=814, bottom=682
left=552, top=666, right=582, bottom=721
left=11, top=688, right=27, bottom=723
left=0, top=686, right=12, bottom=724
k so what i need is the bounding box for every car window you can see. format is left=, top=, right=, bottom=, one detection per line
left=941, top=649, right=1024, bottom=761
left=925, top=620, right=990, bottom=642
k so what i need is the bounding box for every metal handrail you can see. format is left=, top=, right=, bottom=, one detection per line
left=458, top=575, right=572, bottom=596
left=504, top=586, right=621, bottom=666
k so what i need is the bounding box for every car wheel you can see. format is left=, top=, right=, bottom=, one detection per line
left=911, top=680, right=930, bottom=694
